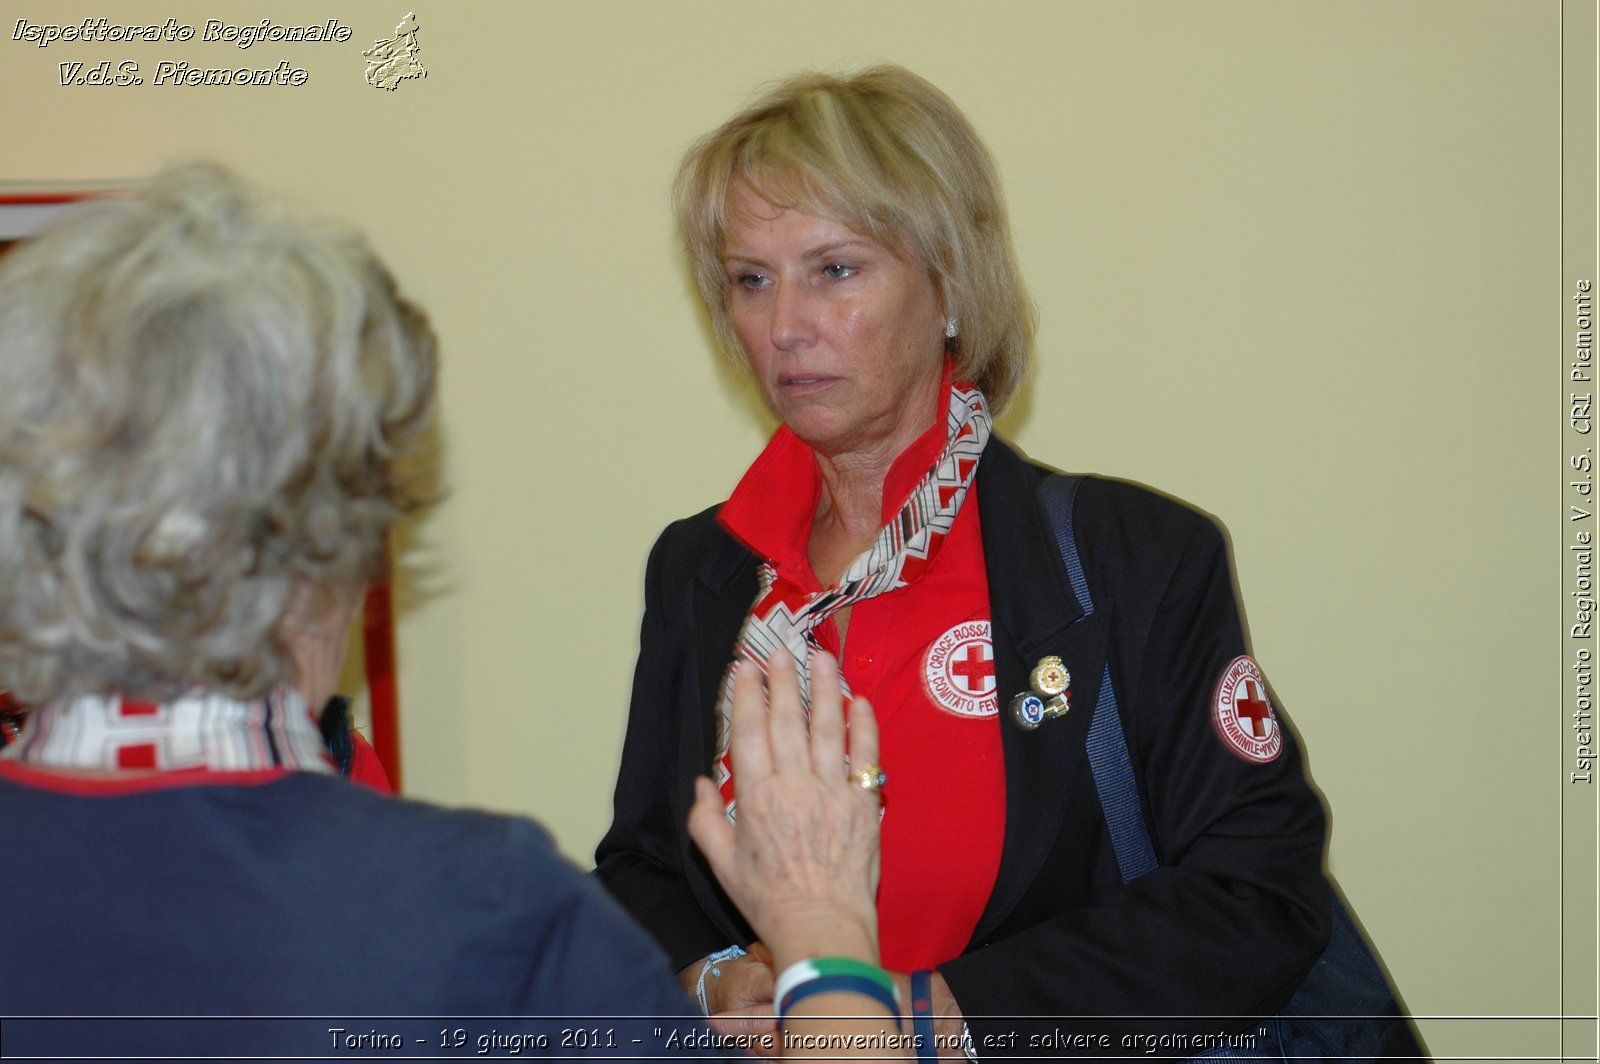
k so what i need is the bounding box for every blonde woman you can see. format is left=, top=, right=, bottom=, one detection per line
left=598, top=65, right=1343, bottom=1058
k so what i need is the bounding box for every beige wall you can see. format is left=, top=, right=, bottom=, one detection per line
left=2, top=2, right=1585, bottom=1056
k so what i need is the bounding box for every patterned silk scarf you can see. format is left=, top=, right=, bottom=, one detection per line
left=2, top=688, right=334, bottom=774
left=714, top=384, right=992, bottom=816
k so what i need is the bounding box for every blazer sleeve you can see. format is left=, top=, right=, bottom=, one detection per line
left=943, top=482, right=1329, bottom=1053
left=593, top=521, right=738, bottom=974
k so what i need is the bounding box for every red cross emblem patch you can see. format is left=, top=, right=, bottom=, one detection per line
left=1212, top=656, right=1281, bottom=763
left=923, top=620, right=998, bottom=718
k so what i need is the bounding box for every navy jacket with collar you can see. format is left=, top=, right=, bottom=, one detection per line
left=596, top=436, right=1329, bottom=1051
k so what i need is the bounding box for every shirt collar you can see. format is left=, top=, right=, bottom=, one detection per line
left=718, top=364, right=957, bottom=580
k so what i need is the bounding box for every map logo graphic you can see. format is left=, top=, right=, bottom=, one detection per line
left=364, top=13, right=425, bottom=91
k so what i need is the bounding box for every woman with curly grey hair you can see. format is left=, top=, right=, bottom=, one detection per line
left=0, top=164, right=900, bottom=1057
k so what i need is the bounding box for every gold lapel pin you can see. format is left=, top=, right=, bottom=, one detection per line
left=1010, top=656, right=1071, bottom=730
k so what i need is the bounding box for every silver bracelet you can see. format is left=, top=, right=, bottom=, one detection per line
left=695, top=944, right=748, bottom=1015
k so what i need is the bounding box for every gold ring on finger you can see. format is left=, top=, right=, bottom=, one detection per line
left=851, top=764, right=887, bottom=794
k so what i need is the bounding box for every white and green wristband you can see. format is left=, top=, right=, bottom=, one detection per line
left=774, top=957, right=900, bottom=1024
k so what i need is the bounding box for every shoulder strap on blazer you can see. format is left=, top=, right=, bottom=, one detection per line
left=1038, top=474, right=1159, bottom=884
left=1044, top=474, right=1427, bottom=1059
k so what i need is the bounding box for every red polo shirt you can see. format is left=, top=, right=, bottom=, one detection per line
left=718, top=394, right=1006, bottom=972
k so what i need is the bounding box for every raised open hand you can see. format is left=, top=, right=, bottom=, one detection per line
left=688, top=650, right=882, bottom=972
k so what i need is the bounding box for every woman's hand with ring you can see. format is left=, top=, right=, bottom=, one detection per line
left=688, top=649, right=883, bottom=974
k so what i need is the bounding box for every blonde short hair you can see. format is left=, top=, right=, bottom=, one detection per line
left=675, top=64, right=1036, bottom=412
left=0, top=163, right=438, bottom=703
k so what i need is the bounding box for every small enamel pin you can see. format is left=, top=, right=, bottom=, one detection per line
left=1009, top=655, right=1071, bottom=731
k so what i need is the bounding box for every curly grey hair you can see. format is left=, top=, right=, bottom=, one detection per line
left=0, top=163, right=438, bottom=703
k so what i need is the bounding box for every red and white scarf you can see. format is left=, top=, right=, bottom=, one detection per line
left=1, top=689, right=334, bottom=774
left=713, top=384, right=992, bottom=816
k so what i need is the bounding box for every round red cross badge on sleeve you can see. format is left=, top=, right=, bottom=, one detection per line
left=923, top=621, right=999, bottom=718
left=1212, top=656, right=1281, bottom=763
